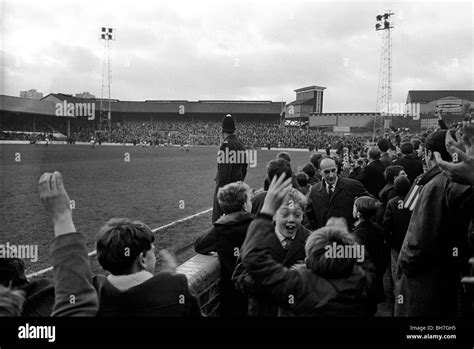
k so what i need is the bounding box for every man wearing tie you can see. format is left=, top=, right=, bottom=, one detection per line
left=307, top=158, right=371, bottom=230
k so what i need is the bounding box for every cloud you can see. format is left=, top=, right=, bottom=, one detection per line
left=2, top=0, right=473, bottom=112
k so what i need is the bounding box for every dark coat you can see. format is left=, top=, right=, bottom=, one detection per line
left=348, top=167, right=362, bottom=180
left=380, top=152, right=392, bottom=168
left=194, top=211, right=255, bottom=317
left=51, top=233, right=98, bottom=316
left=352, top=220, right=389, bottom=310
left=356, top=159, right=386, bottom=198
left=212, top=134, right=247, bottom=222
left=233, top=220, right=310, bottom=317
left=214, top=134, right=247, bottom=188
left=93, top=272, right=201, bottom=317
left=395, top=154, right=424, bottom=184
left=379, top=183, right=397, bottom=205
left=394, top=167, right=474, bottom=317
left=20, top=278, right=55, bottom=317
left=307, top=176, right=371, bottom=230
left=383, top=195, right=412, bottom=251
left=251, top=191, right=267, bottom=215
left=377, top=183, right=397, bottom=226
left=241, top=215, right=375, bottom=317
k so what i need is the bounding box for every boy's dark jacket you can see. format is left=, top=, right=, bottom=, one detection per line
left=93, top=271, right=202, bottom=317
left=233, top=220, right=310, bottom=316
left=194, top=211, right=255, bottom=317
left=240, top=214, right=375, bottom=316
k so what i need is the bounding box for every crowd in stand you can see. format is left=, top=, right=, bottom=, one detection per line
left=2, top=118, right=374, bottom=149
left=1, top=118, right=473, bottom=318
left=98, top=120, right=373, bottom=150
left=194, top=122, right=474, bottom=317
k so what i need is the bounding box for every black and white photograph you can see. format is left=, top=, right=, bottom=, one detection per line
left=0, top=0, right=473, bottom=346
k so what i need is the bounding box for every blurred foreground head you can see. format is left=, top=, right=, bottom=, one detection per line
left=325, top=217, right=349, bottom=232
left=0, top=258, right=27, bottom=288
left=305, top=227, right=357, bottom=278
left=0, top=285, right=25, bottom=317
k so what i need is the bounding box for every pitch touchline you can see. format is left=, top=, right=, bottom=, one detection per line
left=26, top=207, right=212, bottom=278
left=26, top=189, right=263, bottom=278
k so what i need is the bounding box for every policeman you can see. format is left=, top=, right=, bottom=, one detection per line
left=212, top=114, right=247, bottom=222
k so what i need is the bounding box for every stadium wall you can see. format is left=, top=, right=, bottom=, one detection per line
left=176, top=254, right=221, bottom=316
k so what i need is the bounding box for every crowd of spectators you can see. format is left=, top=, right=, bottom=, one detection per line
left=2, top=118, right=375, bottom=149
left=1, top=118, right=473, bottom=319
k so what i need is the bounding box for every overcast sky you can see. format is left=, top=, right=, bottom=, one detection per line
left=1, top=0, right=473, bottom=112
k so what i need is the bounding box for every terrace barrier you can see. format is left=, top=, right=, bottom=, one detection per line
left=177, top=253, right=221, bottom=316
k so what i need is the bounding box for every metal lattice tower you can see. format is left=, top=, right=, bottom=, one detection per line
left=373, top=11, right=394, bottom=140
left=99, top=27, right=115, bottom=138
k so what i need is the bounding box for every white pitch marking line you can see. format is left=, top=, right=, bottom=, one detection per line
left=26, top=207, right=212, bottom=278
left=26, top=188, right=263, bottom=279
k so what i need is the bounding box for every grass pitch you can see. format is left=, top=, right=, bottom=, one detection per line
left=0, top=144, right=311, bottom=275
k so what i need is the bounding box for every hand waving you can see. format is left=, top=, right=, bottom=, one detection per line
left=260, top=173, right=293, bottom=216
left=435, top=126, right=474, bottom=185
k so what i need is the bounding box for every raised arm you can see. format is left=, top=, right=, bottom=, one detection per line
left=241, top=174, right=302, bottom=306
left=39, top=171, right=98, bottom=317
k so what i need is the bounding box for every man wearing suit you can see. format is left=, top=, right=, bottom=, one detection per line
left=212, top=114, right=248, bottom=223
left=233, top=188, right=310, bottom=317
left=356, top=147, right=387, bottom=198
left=307, top=158, right=370, bottom=230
